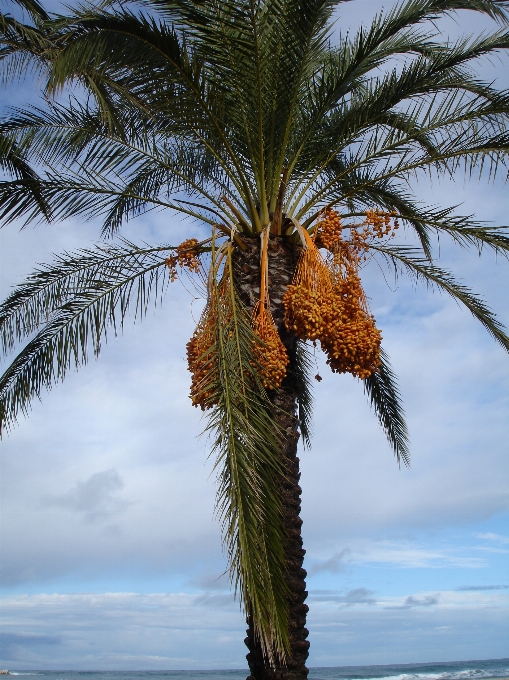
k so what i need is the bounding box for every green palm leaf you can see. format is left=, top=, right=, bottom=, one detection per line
left=202, top=245, right=289, bottom=662
left=0, top=240, right=179, bottom=432
left=293, top=340, right=314, bottom=450
left=372, top=243, right=509, bottom=351
left=364, top=348, right=410, bottom=467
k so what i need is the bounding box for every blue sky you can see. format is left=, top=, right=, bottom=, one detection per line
left=0, top=0, right=509, bottom=670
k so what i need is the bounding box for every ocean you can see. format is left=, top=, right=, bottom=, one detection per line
left=4, top=658, right=509, bottom=680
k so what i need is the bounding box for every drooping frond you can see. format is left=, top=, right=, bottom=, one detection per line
left=372, top=243, right=509, bottom=352
left=293, top=339, right=314, bottom=449
left=0, top=128, right=49, bottom=218
left=434, top=219, right=509, bottom=254
left=0, top=240, right=178, bottom=433
left=396, top=205, right=509, bottom=255
left=364, top=348, right=410, bottom=467
left=8, top=0, right=49, bottom=20
left=201, top=245, right=289, bottom=664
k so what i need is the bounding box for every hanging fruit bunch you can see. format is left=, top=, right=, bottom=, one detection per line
left=163, top=236, right=217, bottom=410
left=186, top=306, right=216, bottom=410
left=315, top=208, right=343, bottom=251
left=185, top=242, right=235, bottom=410
left=282, top=226, right=333, bottom=342
left=251, top=228, right=289, bottom=390
left=321, top=260, right=382, bottom=379
left=186, top=224, right=290, bottom=406
left=320, top=209, right=382, bottom=378
left=284, top=208, right=399, bottom=380
left=176, top=206, right=399, bottom=407
left=164, top=238, right=201, bottom=281
left=186, top=275, right=228, bottom=410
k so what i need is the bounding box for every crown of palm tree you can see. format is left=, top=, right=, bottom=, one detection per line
left=1, top=0, right=509, bottom=665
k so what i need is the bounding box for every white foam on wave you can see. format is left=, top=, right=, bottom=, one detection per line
left=359, top=671, right=509, bottom=680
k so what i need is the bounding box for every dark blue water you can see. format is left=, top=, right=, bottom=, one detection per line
left=5, top=658, right=509, bottom=680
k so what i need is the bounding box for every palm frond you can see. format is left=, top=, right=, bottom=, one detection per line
left=364, top=348, right=410, bottom=466
left=0, top=7, right=53, bottom=85
left=395, top=204, right=509, bottom=255
left=284, top=0, right=509, bottom=180
left=9, top=0, right=49, bottom=20
left=42, top=8, right=260, bottom=218
left=203, top=245, right=289, bottom=664
left=0, top=240, right=176, bottom=433
left=293, top=339, right=314, bottom=449
left=0, top=129, right=50, bottom=218
left=0, top=101, right=235, bottom=231
left=0, top=172, right=224, bottom=229
left=372, top=244, right=509, bottom=352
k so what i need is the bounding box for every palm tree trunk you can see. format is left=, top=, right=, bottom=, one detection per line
left=233, top=236, right=310, bottom=680
left=244, top=391, right=310, bottom=680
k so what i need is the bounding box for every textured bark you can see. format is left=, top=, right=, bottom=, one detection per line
left=233, top=235, right=310, bottom=680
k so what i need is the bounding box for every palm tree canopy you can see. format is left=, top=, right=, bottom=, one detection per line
left=1, top=0, right=509, bottom=665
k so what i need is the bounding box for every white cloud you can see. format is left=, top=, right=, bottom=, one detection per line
left=307, top=539, right=489, bottom=573
left=1, top=588, right=507, bottom=669
left=40, top=469, right=133, bottom=522
left=476, top=532, right=509, bottom=544
left=307, top=588, right=509, bottom=666
left=310, top=588, right=377, bottom=606
left=403, top=594, right=440, bottom=608
left=309, top=549, right=352, bottom=575
left=0, top=592, right=245, bottom=670
left=457, top=585, right=509, bottom=591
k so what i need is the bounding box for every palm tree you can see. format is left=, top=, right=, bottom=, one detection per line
left=1, top=0, right=509, bottom=677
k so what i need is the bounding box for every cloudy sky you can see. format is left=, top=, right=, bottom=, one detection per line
left=0, top=0, right=508, bottom=671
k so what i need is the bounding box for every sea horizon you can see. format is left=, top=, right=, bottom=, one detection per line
left=3, top=656, right=509, bottom=680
